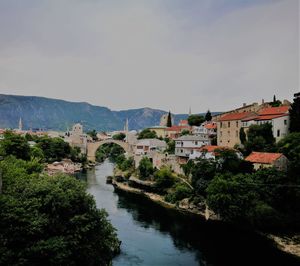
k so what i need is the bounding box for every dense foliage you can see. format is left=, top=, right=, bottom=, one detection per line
left=87, top=129, right=98, bottom=141
left=289, top=93, right=300, bottom=132
left=112, top=132, right=126, bottom=140
left=96, top=143, right=125, bottom=163
left=187, top=115, right=205, bottom=126
left=138, top=157, right=154, bottom=180
left=0, top=156, right=119, bottom=265
left=137, top=128, right=158, bottom=139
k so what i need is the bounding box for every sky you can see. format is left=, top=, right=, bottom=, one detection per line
left=0, top=0, right=299, bottom=113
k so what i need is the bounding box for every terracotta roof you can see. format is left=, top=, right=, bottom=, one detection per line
left=255, top=114, right=288, bottom=121
left=204, top=123, right=217, bottom=129
left=245, top=152, right=283, bottom=164
left=219, top=112, right=254, bottom=121
left=166, top=125, right=189, bottom=132
left=197, top=145, right=229, bottom=152
left=179, top=120, right=188, bottom=125
left=258, top=106, right=289, bottom=115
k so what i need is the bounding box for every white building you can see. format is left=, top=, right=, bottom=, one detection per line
left=134, top=139, right=167, bottom=155
left=192, top=122, right=217, bottom=136
left=175, top=135, right=211, bottom=159
left=241, top=106, right=290, bottom=142
left=189, top=145, right=243, bottom=160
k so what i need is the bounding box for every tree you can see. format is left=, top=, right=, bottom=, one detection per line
left=154, top=167, right=175, bottom=190
left=138, top=129, right=158, bottom=139
left=289, top=93, right=300, bottom=132
left=1, top=132, right=31, bottom=160
left=87, top=129, right=98, bottom=141
left=180, top=129, right=190, bottom=136
left=138, top=157, right=154, bottom=180
left=0, top=157, right=120, bottom=265
left=113, top=133, right=126, bottom=141
left=239, top=128, right=246, bottom=145
left=244, top=123, right=275, bottom=154
left=167, top=111, right=172, bottom=127
left=278, top=132, right=300, bottom=181
left=188, top=115, right=205, bottom=126
left=205, top=110, right=212, bottom=121
left=165, top=139, right=175, bottom=154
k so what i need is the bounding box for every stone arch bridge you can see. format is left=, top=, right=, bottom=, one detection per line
left=87, top=139, right=132, bottom=162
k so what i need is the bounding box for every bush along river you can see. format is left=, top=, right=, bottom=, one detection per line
left=77, top=160, right=300, bottom=266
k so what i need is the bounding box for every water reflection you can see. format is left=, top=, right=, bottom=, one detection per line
left=80, top=161, right=300, bottom=266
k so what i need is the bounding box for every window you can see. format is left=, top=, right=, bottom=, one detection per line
left=236, top=130, right=238, bottom=137
left=195, top=141, right=198, bottom=145
left=220, top=122, right=223, bottom=128
left=284, top=120, right=287, bottom=125
left=228, top=122, right=230, bottom=127
left=277, top=130, right=280, bottom=137
left=236, top=121, right=238, bottom=127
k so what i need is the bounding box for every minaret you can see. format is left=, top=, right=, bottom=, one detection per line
left=18, top=117, right=23, bottom=131
left=189, top=107, right=192, bottom=116
left=124, top=118, right=129, bottom=143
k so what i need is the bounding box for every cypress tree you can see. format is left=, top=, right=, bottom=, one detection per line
left=290, top=92, right=300, bottom=132
left=167, top=111, right=172, bottom=127
left=205, top=110, right=212, bottom=121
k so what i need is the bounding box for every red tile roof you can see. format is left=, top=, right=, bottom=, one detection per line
left=258, top=106, right=289, bottom=115
left=255, top=114, right=288, bottom=121
left=165, top=125, right=189, bottom=132
left=197, top=145, right=229, bottom=152
left=219, top=112, right=254, bottom=121
left=204, top=123, right=217, bottom=129
left=245, top=152, right=283, bottom=164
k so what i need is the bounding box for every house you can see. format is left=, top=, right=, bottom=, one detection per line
left=245, top=152, right=288, bottom=171
left=134, top=138, right=167, bottom=155
left=193, top=122, right=217, bottom=136
left=148, top=126, right=168, bottom=138
left=175, top=135, right=211, bottom=162
left=241, top=106, right=290, bottom=142
left=217, top=112, right=255, bottom=148
left=189, top=145, right=242, bottom=160
left=165, top=125, right=191, bottom=139
left=178, top=120, right=189, bottom=126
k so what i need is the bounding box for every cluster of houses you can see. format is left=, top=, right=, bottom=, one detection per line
left=133, top=98, right=292, bottom=173
left=0, top=95, right=295, bottom=175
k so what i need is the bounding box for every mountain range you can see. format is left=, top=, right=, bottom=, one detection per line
left=0, top=94, right=219, bottom=131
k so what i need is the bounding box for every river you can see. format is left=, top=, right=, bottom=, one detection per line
left=78, top=161, right=299, bottom=266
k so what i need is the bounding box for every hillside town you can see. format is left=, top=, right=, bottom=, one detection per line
left=1, top=94, right=296, bottom=176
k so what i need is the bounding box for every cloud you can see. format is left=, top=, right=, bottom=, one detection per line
left=0, top=0, right=298, bottom=113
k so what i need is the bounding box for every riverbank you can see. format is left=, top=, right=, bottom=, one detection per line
left=111, top=177, right=219, bottom=221
left=267, top=234, right=300, bottom=258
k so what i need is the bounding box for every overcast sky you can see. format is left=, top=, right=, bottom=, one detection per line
left=0, top=0, right=299, bottom=113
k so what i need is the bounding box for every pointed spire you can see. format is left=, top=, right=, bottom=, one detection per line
left=18, top=117, right=23, bottom=131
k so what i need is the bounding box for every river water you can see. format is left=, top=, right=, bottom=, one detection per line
left=78, top=161, right=299, bottom=266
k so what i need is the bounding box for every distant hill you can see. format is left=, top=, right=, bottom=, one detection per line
left=0, top=94, right=219, bottom=131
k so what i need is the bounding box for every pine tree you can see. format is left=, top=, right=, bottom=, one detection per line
left=167, top=111, right=172, bottom=127
left=205, top=110, right=212, bottom=121
left=273, top=95, right=276, bottom=102
left=290, top=93, right=300, bottom=132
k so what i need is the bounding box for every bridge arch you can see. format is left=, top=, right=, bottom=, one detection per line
left=87, top=139, right=130, bottom=162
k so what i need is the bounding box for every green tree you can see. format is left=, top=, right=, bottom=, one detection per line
left=180, top=129, right=190, bottom=136
left=165, top=183, right=193, bottom=203
left=113, top=132, right=126, bottom=141
left=0, top=157, right=120, bottom=266
left=289, top=93, right=300, bottom=132
left=87, top=129, right=98, bottom=141
left=270, top=95, right=282, bottom=107
left=188, top=115, right=205, bottom=126
left=1, top=132, right=31, bottom=160
left=138, top=157, right=154, bottom=180
left=239, top=127, right=246, bottom=145
left=154, top=167, right=175, bottom=190
left=167, top=111, right=172, bottom=127
left=205, top=110, right=212, bottom=121
left=244, top=123, right=275, bottom=154
left=165, top=139, right=175, bottom=154
left=138, top=129, right=158, bottom=139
